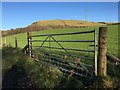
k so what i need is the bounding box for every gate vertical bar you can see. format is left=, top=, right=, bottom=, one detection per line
left=27, top=32, right=32, bottom=57
left=94, top=30, right=97, bottom=76
left=30, top=32, right=32, bottom=57
left=49, top=36, right=51, bottom=51
left=49, top=35, right=51, bottom=62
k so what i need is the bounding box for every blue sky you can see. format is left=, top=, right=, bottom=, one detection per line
left=2, top=2, right=118, bottom=30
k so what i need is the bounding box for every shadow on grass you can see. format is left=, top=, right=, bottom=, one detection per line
left=2, top=47, right=37, bottom=89
left=2, top=64, right=36, bottom=88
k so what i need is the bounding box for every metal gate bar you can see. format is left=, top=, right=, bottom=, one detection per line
left=28, top=29, right=97, bottom=77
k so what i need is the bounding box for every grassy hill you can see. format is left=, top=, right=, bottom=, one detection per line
left=2, top=20, right=103, bottom=36
left=31, top=20, right=101, bottom=27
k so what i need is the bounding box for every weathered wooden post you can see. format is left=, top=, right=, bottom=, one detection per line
left=98, top=27, right=108, bottom=77
left=27, top=32, right=32, bottom=57
left=15, top=37, right=18, bottom=48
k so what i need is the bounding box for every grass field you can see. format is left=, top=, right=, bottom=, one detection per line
left=2, top=24, right=119, bottom=57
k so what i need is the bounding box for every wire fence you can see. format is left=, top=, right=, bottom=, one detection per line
left=107, top=35, right=119, bottom=57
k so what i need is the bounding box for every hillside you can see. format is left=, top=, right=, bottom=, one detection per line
left=2, top=20, right=103, bottom=36
left=31, top=20, right=101, bottom=27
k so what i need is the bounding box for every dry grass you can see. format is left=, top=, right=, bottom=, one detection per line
left=32, top=20, right=102, bottom=27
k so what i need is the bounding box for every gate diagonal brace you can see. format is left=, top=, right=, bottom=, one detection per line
left=50, top=36, right=70, bottom=54
left=50, top=36, right=75, bottom=60
left=68, top=58, right=80, bottom=79
left=40, top=36, right=49, bottom=48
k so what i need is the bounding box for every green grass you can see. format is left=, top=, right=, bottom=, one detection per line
left=2, top=47, right=120, bottom=88
left=2, top=47, right=63, bottom=88
left=2, top=47, right=85, bottom=88
left=107, top=25, right=119, bottom=56
left=2, top=25, right=119, bottom=57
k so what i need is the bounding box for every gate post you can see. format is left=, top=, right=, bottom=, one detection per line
left=27, top=32, right=32, bottom=57
left=98, top=27, right=108, bottom=77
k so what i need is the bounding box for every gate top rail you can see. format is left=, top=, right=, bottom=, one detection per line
left=31, top=30, right=95, bottom=37
left=31, top=40, right=95, bottom=42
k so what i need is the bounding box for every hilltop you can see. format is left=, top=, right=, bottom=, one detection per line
left=31, top=20, right=101, bottom=27
left=2, top=20, right=104, bottom=36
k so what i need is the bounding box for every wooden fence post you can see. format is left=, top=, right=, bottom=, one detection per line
left=27, top=32, right=32, bottom=57
left=15, top=37, right=17, bottom=48
left=98, top=27, right=108, bottom=77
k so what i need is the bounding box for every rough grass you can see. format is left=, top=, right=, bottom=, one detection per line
left=2, top=47, right=62, bottom=88
left=2, top=47, right=120, bottom=88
